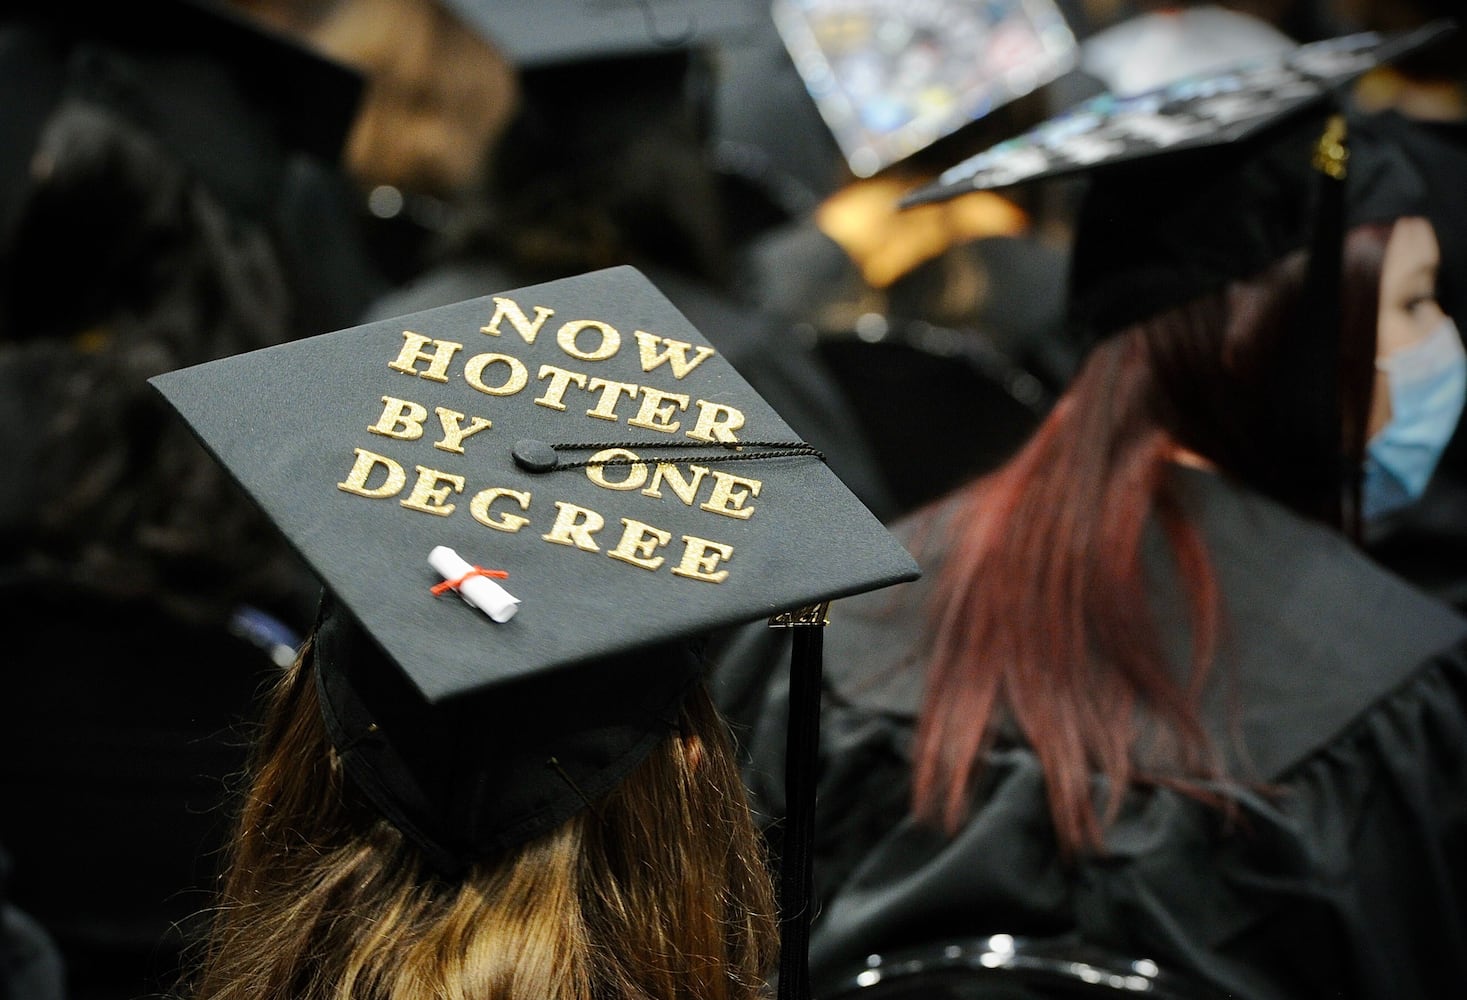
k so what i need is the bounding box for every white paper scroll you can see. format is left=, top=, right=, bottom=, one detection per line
left=429, top=545, right=519, bottom=622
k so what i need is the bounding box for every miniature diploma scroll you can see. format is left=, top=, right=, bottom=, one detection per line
left=429, top=545, right=520, bottom=622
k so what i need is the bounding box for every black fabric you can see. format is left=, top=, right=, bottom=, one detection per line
left=1066, top=106, right=1429, bottom=527
left=1068, top=105, right=1427, bottom=351
left=731, top=221, right=1064, bottom=517
left=732, top=220, right=864, bottom=330
left=0, top=844, right=65, bottom=1000
left=897, top=26, right=1446, bottom=352
left=900, top=24, right=1451, bottom=214
left=0, top=4, right=386, bottom=344
left=313, top=595, right=695, bottom=873
left=273, top=154, right=391, bottom=352
left=0, top=582, right=280, bottom=1000
left=776, top=625, right=825, bottom=1000
left=0, top=889, right=65, bottom=1000
left=718, top=467, right=1467, bottom=999
left=4, top=0, right=362, bottom=190
left=0, top=8, right=380, bottom=998
left=438, top=0, right=758, bottom=68
left=709, top=9, right=846, bottom=227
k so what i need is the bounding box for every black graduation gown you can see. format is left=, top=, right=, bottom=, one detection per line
left=720, top=467, right=1467, bottom=999
left=0, top=845, right=64, bottom=1000
left=0, top=11, right=367, bottom=990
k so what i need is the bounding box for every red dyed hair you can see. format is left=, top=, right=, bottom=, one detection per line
left=911, top=225, right=1391, bottom=855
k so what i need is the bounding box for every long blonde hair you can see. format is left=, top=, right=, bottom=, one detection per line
left=187, top=640, right=777, bottom=1000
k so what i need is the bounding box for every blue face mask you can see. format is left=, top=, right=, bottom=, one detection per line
left=1363, top=318, right=1467, bottom=521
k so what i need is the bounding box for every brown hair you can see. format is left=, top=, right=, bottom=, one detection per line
left=911, top=226, right=1391, bottom=856
left=187, top=640, right=777, bottom=1000
left=236, top=0, right=519, bottom=198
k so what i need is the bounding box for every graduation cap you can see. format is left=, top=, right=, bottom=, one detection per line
left=436, top=0, right=759, bottom=66
left=770, top=0, right=1078, bottom=177
left=149, top=264, right=917, bottom=999
left=902, top=24, right=1453, bottom=206
left=900, top=21, right=1452, bottom=523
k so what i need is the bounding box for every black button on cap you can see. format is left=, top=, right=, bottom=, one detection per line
left=512, top=439, right=558, bottom=473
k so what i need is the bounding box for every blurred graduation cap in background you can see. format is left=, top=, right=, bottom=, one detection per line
left=437, top=0, right=760, bottom=66
left=771, top=0, right=1079, bottom=178
left=901, top=19, right=1453, bottom=523
left=150, top=264, right=918, bottom=999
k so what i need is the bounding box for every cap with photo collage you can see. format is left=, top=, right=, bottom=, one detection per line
left=901, top=21, right=1454, bottom=340
left=149, top=263, right=918, bottom=998
left=2, top=0, right=364, bottom=226
left=901, top=19, right=1454, bottom=524
left=770, top=0, right=1078, bottom=178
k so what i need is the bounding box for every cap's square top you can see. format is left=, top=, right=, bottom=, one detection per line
left=150, top=265, right=918, bottom=705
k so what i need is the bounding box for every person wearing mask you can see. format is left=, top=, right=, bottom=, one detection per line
left=724, top=26, right=1467, bottom=1000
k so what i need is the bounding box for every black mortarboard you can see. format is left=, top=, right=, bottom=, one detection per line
left=899, top=23, right=1450, bottom=522
left=907, top=21, right=1445, bottom=302
left=436, top=0, right=758, bottom=66
left=150, top=266, right=918, bottom=989
left=771, top=0, right=1078, bottom=177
